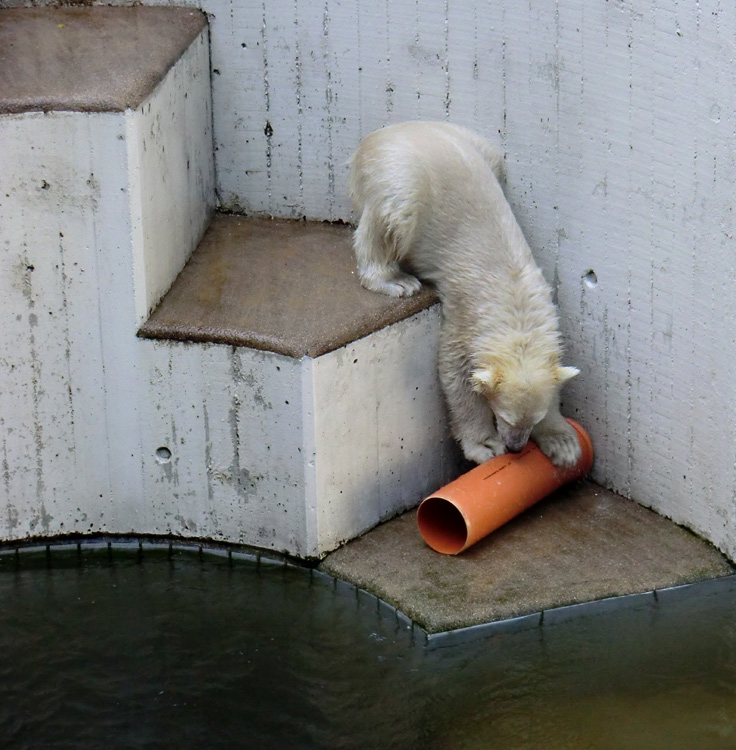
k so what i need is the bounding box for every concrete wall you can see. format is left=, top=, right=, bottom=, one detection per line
left=0, top=28, right=216, bottom=541
left=138, top=307, right=456, bottom=559
left=1, top=9, right=458, bottom=559
left=217, top=0, right=736, bottom=557
left=204, top=0, right=733, bottom=557
left=3, top=0, right=736, bottom=557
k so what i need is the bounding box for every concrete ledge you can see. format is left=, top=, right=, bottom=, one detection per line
left=320, top=480, right=734, bottom=633
left=137, top=302, right=458, bottom=559
left=138, top=214, right=438, bottom=358
left=0, top=6, right=207, bottom=114
left=421, top=575, right=736, bottom=648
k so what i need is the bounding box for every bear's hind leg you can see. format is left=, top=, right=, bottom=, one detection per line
left=352, top=206, right=421, bottom=298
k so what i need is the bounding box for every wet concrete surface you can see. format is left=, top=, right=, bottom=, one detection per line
left=320, top=480, right=734, bottom=633
left=139, top=214, right=438, bottom=358
left=0, top=6, right=206, bottom=114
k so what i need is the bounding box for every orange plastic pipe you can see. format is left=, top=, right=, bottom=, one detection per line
left=417, top=419, right=594, bottom=554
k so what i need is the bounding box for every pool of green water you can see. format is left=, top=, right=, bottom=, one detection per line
left=2, top=541, right=735, bottom=749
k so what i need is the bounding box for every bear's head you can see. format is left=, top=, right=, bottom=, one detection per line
left=471, top=357, right=578, bottom=453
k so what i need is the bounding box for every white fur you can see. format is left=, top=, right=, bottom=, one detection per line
left=348, top=121, right=581, bottom=467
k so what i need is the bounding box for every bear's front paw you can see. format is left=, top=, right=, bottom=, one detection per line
left=461, top=436, right=507, bottom=465
left=386, top=272, right=422, bottom=297
left=533, top=423, right=582, bottom=468
left=360, top=270, right=422, bottom=298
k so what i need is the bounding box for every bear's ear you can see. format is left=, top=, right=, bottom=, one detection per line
left=556, top=365, right=580, bottom=384
left=471, top=367, right=501, bottom=395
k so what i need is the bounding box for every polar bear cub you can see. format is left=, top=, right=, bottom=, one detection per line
left=348, top=121, right=581, bottom=467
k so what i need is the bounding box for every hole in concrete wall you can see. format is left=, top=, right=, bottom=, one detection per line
left=155, top=447, right=172, bottom=464
left=583, top=270, right=598, bottom=289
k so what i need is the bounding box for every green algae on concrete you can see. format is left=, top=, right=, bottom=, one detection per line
left=319, top=481, right=733, bottom=633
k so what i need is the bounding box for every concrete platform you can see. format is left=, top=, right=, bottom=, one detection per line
left=0, top=6, right=207, bottom=114
left=319, top=480, right=734, bottom=633
left=138, top=214, right=438, bottom=357
left=136, top=213, right=456, bottom=558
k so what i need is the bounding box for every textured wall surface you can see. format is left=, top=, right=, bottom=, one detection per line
left=0, top=27, right=214, bottom=542
left=212, top=0, right=735, bottom=555
left=310, top=307, right=458, bottom=552
left=2, top=0, right=736, bottom=555
left=139, top=307, right=457, bottom=558
left=127, top=27, right=215, bottom=324
left=1, top=111, right=130, bottom=538
left=0, top=6, right=456, bottom=558
left=199, top=0, right=734, bottom=553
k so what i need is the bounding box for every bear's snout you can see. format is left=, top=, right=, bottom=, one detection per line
left=504, top=438, right=528, bottom=454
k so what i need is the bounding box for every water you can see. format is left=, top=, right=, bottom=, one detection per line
left=1, top=542, right=736, bottom=749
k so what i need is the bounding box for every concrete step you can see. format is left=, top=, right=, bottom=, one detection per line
left=1, top=6, right=207, bottom=116
left=0, top=6, right=215, bottom=325
left=137, top=214, right=460, bottom=557
left=1, top=7, right=215, bottom=544
left=0, top=6, right=458, bottom=559
left=139, top=215, right=438, bottom=356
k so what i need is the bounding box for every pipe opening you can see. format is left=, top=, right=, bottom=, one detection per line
left=417, top=497, right=469, bottom=555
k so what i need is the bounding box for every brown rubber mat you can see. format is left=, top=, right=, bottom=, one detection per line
left=139, top=214, right=438, bottom=358
left=0, top=6, right=206, bottom=114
